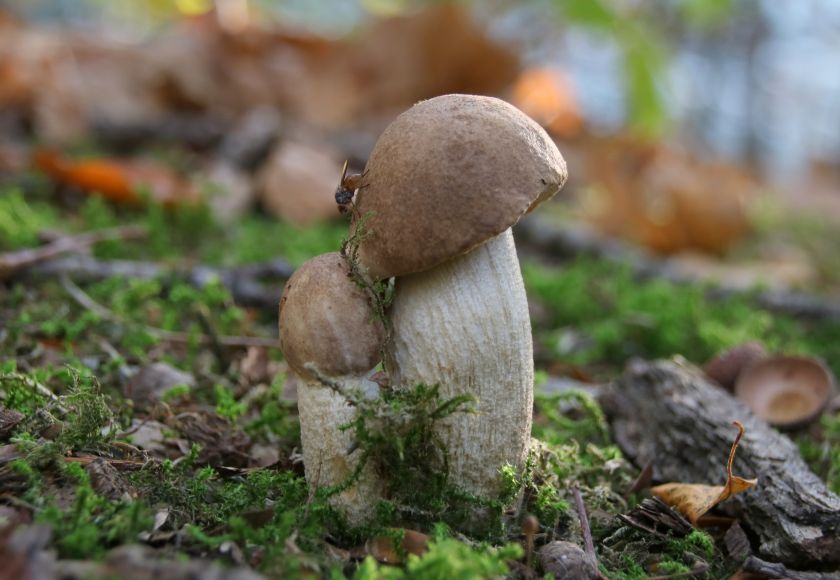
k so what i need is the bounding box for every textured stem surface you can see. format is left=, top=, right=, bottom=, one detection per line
left=386, top=228, right=533, bottom=496
left=296, top=374, right=382, bottom=525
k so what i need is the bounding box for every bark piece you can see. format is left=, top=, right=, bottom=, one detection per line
left=742, top=556, right=840, bottom=580
left=603, top=359, right=840, bottom=568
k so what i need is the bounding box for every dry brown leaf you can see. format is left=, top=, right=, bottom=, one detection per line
left=366, top=529, right=429, bottom=564
left=651, top=421, right=757, bottom=524
left=33, top=150, right=200, bottom=207
left=580, top=138, right=755, bottom=255
left=510, top=67, right=583, bottom=139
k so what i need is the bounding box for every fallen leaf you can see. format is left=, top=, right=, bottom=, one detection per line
left=510, top=67, right=584, bottom=138
left=33, top=150, right=200, bottom=207
left=652, top=421, right=757, bottom=524
left=366, top=529, right=429, bottom=564
left=581, top=138, right=755, bottom=255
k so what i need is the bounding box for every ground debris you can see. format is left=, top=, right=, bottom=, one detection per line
left=603, top=358, right=840, bottom=568
left=617, top=497, right=693, bottom=539
left=56, top=543, right=266, bottom=580
left=169, top=411, right=251, bottom=468
left=539, top=541, right=598, bottom=580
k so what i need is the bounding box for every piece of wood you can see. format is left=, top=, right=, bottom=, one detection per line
left=742, top=556, right=840, bottom=580
left=601, top=358, right=840, bottom=568
left=20, top=254, right=293, bottom=310
left=0, top=225, right=146, bottom=280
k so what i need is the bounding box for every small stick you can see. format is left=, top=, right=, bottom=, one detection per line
left=572, top=484, right=606, bottom=578
left=23, top=254, right=292, bottom=310
left=0, top=225, right=147, bottom=280
left=60, top=275, right=277, bottom=349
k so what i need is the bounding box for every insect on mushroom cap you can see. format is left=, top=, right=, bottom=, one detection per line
left=279, top=252, right=385, bottom=381
left=350, top=93, right=568, bottom=280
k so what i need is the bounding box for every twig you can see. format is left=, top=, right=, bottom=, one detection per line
left=742, top=555, right=839, bottom=580
left=0, top=225, right=147, bottom=280
left=516, top=215, right=840, bottom=320
left=572, top=484, right=609, bottom=580
left=572, top=485, right=596, bottom=559
left=23, top=254, right=291, bottom=310
left=60, top=275, right=277, bottom=349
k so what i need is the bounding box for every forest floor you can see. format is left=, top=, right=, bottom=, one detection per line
left=1, top=177, right=838, bottom=579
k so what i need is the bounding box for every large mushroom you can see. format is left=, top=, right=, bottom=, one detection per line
left=349, top=94, right=567, bottom=497
left=279, top=252, right=385, bottom=524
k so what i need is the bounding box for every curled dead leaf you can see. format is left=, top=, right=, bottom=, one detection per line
left=33, top=150, right=200, bottom=207
left=651, top=421, right=757, bottom=525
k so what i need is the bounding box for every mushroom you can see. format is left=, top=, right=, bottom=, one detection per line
left=703, top=341, right=768, bottom=391
left=734, top=355, right=835, bottom=430
left=278, top=252, right=385, bottom=523
left=349, top=94, right=567, bottom=497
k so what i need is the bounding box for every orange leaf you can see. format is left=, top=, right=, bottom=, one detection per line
left=33, top=150, right=199, bottom=208
left=652, top=421, right=757, bottom=524
left=510, top=67, right=583, bottom=139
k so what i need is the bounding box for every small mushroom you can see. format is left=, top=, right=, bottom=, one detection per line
left=703, top=341, right=768, bottom=391
left=279, top=252, right=385, bottom=524
left=350, top=94, right=567, bottom=497
left=734, top=355, right=836, bottom=429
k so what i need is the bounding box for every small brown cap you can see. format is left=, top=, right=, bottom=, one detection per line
left=279, top=252, right=385, bottom=381
left=734, top=355, right=836, bottom=429
left=351, top=94, right=567, bottom=279
left=703, top=342, right=768, bottom=391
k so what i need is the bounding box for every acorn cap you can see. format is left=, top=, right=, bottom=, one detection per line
left=734, top=355, right=836, bottom=429
left=279, top=252, right=385, bottom=381
left=351, top=94, right=567, bottom=280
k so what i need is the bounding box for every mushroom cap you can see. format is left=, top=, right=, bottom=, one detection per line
left=279, top=252, right=385, bottom=381
left=703, top=341, right=768, bottom=391
left=734, top=355, right=836, bottom=429
left=351, top=94, right=567, bottom=279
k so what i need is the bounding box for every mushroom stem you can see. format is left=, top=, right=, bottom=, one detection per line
left=296, top=374, right=384, bottom=525
left=385, top=228, right=533, bottom=496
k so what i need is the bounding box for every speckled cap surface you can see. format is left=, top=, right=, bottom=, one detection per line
left=279, top=252, right=384, bottom=380
left=351, top=94, right=567, bottom=279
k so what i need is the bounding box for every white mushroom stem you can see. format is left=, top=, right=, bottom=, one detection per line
left=386, top=228, right=533, bottom=496
left=296, top=373, right=383, bottom=525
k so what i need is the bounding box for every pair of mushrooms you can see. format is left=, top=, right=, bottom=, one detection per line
left=279, top=94, right=567, bottom=524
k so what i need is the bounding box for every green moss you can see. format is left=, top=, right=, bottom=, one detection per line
left=0, top=371, right=50, bottom=414
left=533, top=389, right=610, bottom=447
left=667, top=530, right=715, bottom=561
left=654, top=560, right=690, bottom=574
left=77, top=194, right=344, bottom=267
left=798, top=412, right=840, bottom=495
left=354, top=525, right=523, bottom=580
left=36, top=462, right=152, bottom=559
left=523, top=259, right=840, bottom=378
left=325, top=381, right=497, bottom=535
left=0, top=188, right=58, bottom=250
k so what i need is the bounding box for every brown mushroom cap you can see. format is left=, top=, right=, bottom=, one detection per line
left=734, top=355, right=836, bottom=429
left=703, top=341, right=768, bottom=391
left=279, top=252, right=385, bottom=381
left=351, top=94, right=567, bottom=279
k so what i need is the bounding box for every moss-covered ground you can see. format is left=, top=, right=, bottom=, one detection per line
left=1, top=183, right=838, bottom=578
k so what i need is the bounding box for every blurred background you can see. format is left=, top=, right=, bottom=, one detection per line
left=2, top=0, right=839, bottom=296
